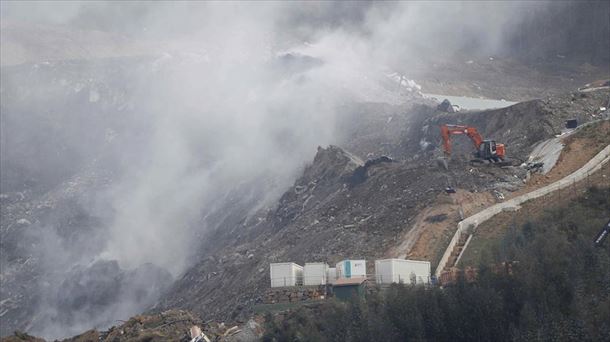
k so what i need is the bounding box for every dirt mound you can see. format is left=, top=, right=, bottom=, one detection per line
left=415, top=88, right=609, bottom=161
left=2, top=309, right=261, bottom=342
left=155, top=90, right=606, bottom=323
left=302, top=145, right=364, bottom=184
left=156, top=143, right=447, bottom=322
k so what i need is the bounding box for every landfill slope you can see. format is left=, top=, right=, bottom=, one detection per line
left=1, top=51, right=608, bottom=336
left=157, top=88, right=610, bottom=322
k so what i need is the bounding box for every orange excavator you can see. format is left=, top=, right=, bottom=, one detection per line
left=440, top=124, right=506, bottom=163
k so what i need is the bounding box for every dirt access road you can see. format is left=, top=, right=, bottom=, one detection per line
left=390, top=119, right=610, bottom=271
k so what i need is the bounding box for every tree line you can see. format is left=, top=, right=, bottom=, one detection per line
left=263, top=186, right=610, bottom=341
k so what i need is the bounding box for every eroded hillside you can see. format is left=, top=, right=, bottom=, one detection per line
left=157, top=88, right=610, bottom=322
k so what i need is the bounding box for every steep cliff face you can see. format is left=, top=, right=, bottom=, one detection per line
left=155, top=141, right=445, bottom=321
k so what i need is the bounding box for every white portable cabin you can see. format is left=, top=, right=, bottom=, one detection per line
left=270, top=262, right=303, bottom=287
left=375, top=259, right=431, bottom=285
left=303, top=262, right=329, bottom=286
left=336, top=259, right=366, bottom=279
left=327, top=267, right=337, bottom=284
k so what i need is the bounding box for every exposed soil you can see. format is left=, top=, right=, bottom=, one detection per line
left=2, top=51, right=609, bottom=338
left=451, top=120, right=610, bottom=267
left=0, top=309, right=263, bottom=342
left=387, top=189, right=495, bottom=268
left=460, top=157, right=610, bottom=267
left=387, top=112, right=610, bottom=271
left=511, top=120, right=610, bottom=197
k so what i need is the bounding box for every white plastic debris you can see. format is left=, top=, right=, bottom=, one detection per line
left=223, top=326, right=241, bottom=337
left=190, top=325, right=211, bottom=342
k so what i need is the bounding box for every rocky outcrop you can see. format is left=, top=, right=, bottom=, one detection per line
left=1, top=309, right=263, bottom=342
left=273, top=146, right=363, bottom=228
left=264, top=285, right=328, bottom=304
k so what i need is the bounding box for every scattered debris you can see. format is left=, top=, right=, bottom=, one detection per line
left=523, top=162, right=544, bottom=173
left=223, top=326, right=241, bottom=337
left=593, top=219, right=610, bottom=246
left=349, top=156, right=394, bottom=185
left=425, top=214, right=448, bottom=223
left=492, top=190, right=505, bottom=201
left=565, top=119, right=578, bottom=129
left=579, top=79, right=610, bottom=91
left=190, top=325, right=211, bottom=342
left=2, top=331, right=45, bottom=342
left=437, top=99, right=460, bottom=113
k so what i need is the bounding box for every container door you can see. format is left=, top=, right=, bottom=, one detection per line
left=345, top=261, right=351, bottom=278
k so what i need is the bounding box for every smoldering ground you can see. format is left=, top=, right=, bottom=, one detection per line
left=1, top=1, right=607, bottom=338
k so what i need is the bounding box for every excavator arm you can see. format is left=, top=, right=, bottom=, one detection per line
left=440, top=124, right=505, bottom=162
left=440, top=124, right=484, bottom=156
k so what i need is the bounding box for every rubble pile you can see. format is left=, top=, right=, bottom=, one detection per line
left=349, top=156, right=394, bottom=186
left=156, top=89, right=610, bottom=327
left=437, top=99, right=459, bottom=113
left=263, top=286, right=328, bottom=304
left=417, top=88, right=610, bottom=160
left=2, top=310, right=262, bottom=342
left=158, top=142, right=448, bottom=322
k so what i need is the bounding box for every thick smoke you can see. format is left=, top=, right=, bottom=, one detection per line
left=1, top=1, right=606, bottom=338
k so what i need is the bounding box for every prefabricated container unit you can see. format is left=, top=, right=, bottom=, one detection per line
left=303, top=262, right=329, bottom=286
left=375, top=259, right=431, bottom=285
left=336, top=260, right=366, bottom=279
left=270, top=263, right=303, bottom=287
left=327, top=267, right=338, bottom=284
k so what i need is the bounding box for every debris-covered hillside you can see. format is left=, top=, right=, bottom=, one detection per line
left=2, top=309, right=263, bottom=342
left=1, top=50, right=608, bottom=337
left=157, top=87, right=610, bottom=322
left=1, top=2, right=609, bottom=338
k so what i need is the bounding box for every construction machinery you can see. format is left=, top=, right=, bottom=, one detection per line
left=440, top=124, right=506, bottom=163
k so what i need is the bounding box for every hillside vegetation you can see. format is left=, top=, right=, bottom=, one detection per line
left=263, top=186, right=610, bottom=342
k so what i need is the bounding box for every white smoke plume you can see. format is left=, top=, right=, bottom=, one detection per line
left=2, top=1, right=600, bottom=338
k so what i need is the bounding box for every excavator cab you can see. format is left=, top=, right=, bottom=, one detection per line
left=478, top=140, right=505, bottom=162
left=478, top=140, right=497, bottom=160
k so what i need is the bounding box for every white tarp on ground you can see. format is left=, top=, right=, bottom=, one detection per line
left=423, top=93, right=517, bottom=110
left=527, top=137, right=564, bottom=174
